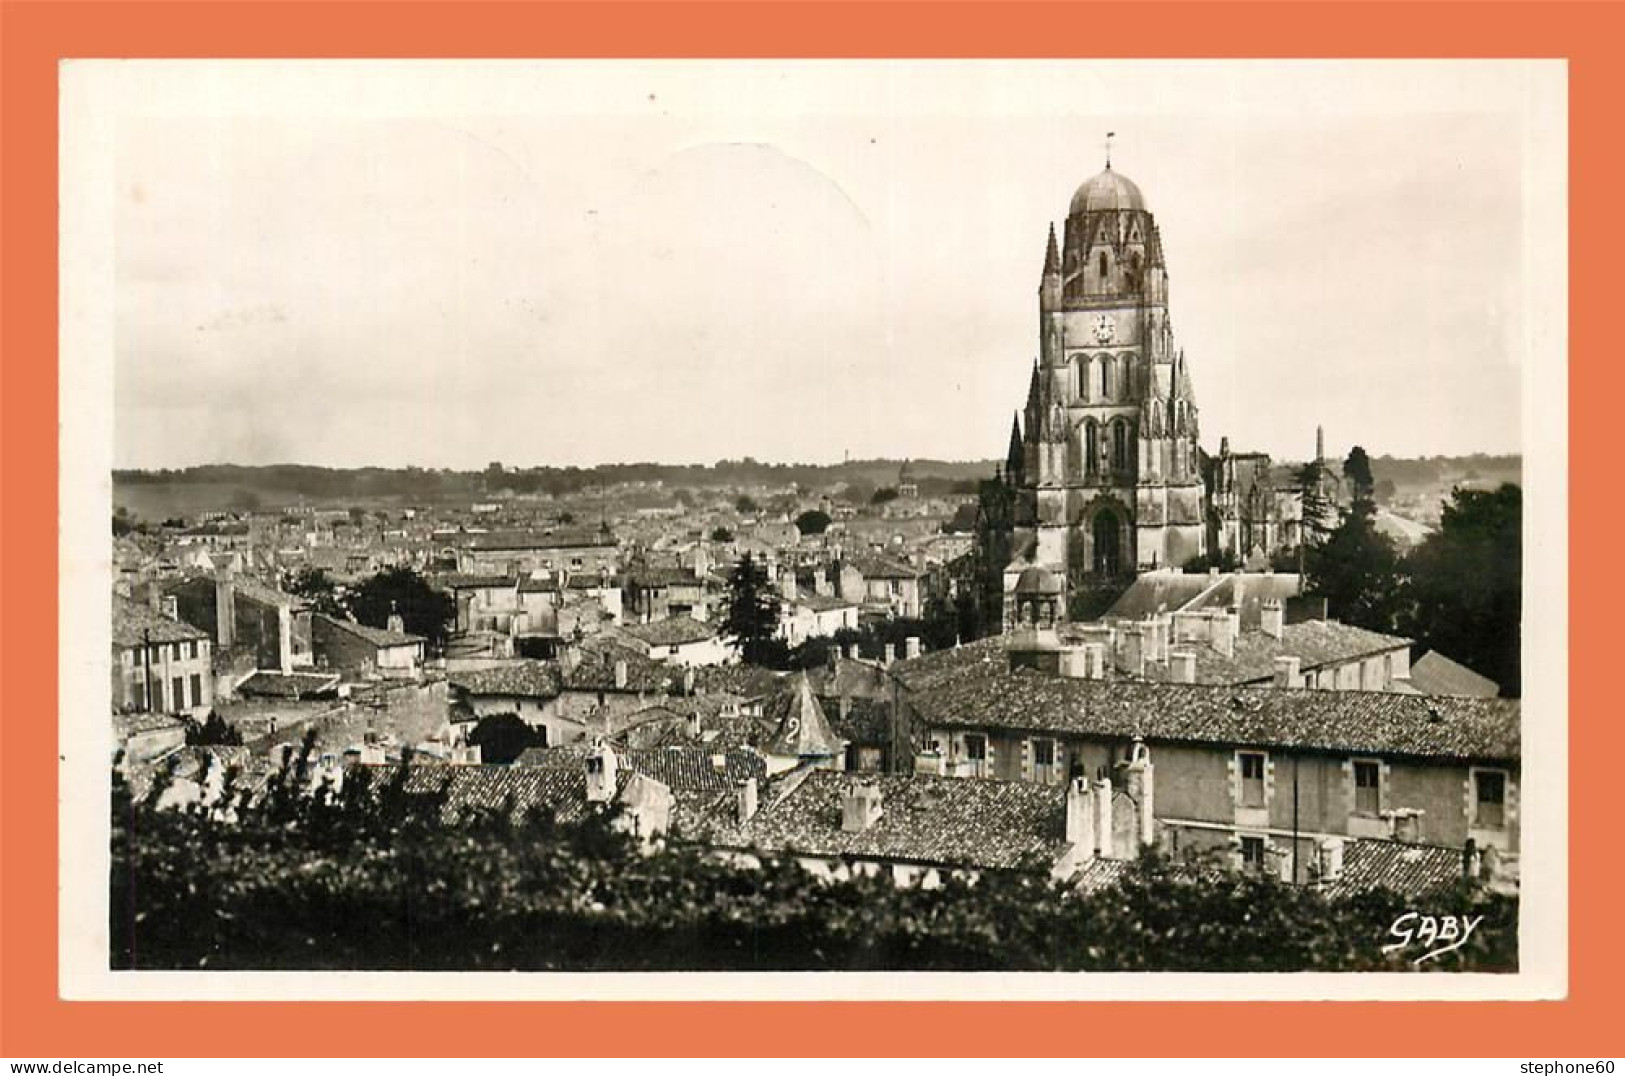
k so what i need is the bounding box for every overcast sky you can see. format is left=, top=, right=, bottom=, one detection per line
left=105, top=60, right=1562, bottom=470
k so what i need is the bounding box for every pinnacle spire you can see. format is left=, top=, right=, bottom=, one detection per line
left=1006, top=413, right=1024, bottom=474
left=1043, top=223, right=1059, bottom=274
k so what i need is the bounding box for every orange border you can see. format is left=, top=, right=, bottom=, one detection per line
left=2, top=0, right=1617, bottom=1058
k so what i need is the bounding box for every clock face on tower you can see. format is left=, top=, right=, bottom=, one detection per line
left=1092, top=313, right=1115, bottom=344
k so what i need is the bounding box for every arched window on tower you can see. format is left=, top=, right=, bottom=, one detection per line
left=1112, top=421, right=1129, bottom=473
left=1084, top=419, right=1099, bottom=475
left=1099, top=356, right=1111, bottom=400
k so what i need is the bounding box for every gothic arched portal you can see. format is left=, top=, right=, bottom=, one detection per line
left=1093, top=508, right=1122, bottom=576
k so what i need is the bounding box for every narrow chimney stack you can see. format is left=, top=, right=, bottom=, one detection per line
left=160, top=595, right=180, bottom=621
left=1169, top=650, right=1197, bottom=684
left=1260, top=598, right=1285, bottom=640
left=1272, top=655, right=1301, bottom=689
left=1065, top=776, right=1097, bottom=857
left=736, top=777, right=759, bottom=825
left=905, top=636, right=922, bottom=660
left=1093, top=775, right=1114, bottom=859
left=614, top=659, right=628, bottom=690
left=840, top=780, right=884, bottom=833
left=1319, top=836, right=1345, bottom=883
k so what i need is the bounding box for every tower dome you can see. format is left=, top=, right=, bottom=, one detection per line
left=1068, top=166, right=1146, bottom=216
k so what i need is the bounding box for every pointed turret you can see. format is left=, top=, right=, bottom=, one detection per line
left=762, top=673, right=844, bottom=762
left=1043, top=223, right=1060, bottom=274
left=1006, top=413, right=1025, bottom=482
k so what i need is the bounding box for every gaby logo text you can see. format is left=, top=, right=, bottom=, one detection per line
left=1381, top=911, right=1486, bottom=965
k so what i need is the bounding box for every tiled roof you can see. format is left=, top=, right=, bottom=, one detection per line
left=796, top=590, right=856, bottom=613
left=235, top=670, right=342, bottom=698
left=467, top=528, right=617, bottom=551
left=846, top=553, right=920, bottom=580
left=515, top=743, right=766, bottom=793
left=1180, top=573, right=1304, bottom=629
left=115, top=711, right=189, bottom=737
left=720, top=771, right=1067, bottom=872
left=762, top=675, right=845, bottom=758
left=112, top=596, right=210, bottom=648
left=1071, top=838, right=1469, bottom=900
left=889, top=636, right=1008, bottom=692
left=318, top=615, right=424, bottom=648
left=909, top=664, right=1520, bottom=763
left=692, top=663, right=784, bottom=700
left=1324, top=839, right=1468, bottom=899
left=438, top=572, right=518, bottom=590
left=449, top=660, right=563, bottom=699
left=628, top=566, right=702, bottom=588
left=564, top=645, right=677, bottom=695
left=1176, top=620, right=1411, bottom=686
left=225, top=576, right=306, bottom=610
left=622, top=615, right=716, bottom=648
left=1409, top=651, right=1501, bottom=698
left=384, top=763, right=628, bottom=824
left=1102, top=570, right=1215, bottom=619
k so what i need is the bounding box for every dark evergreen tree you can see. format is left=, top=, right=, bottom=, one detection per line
left=1402, top=484, right=1522, bottom=696
left=185, top=711, right=243, bottom=747
left=1344, top=445, right=1376, bottom=502
left=1303, top=495, right=1405, bottom=635
left=349, top=566, right=454, bottom=646
left=720, top=552, right=783, bottom=666
left=283, top=566, right=348, bottom=618
left=794, top=509, right=832, bottom=536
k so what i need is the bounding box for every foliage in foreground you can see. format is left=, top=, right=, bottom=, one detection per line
left=112, top=757, right=1518, bottom=973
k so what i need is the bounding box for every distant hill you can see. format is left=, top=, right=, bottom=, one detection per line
left=112, top=453, right=1521, bottom=520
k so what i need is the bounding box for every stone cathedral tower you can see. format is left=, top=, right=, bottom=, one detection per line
left=1002, top=160, right=1207, bottom=611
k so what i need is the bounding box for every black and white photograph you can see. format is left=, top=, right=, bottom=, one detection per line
left=61, top=58, right=1566, bottom=997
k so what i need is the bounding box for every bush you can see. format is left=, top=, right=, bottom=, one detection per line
left=111, top=752, right=1519, bottom=973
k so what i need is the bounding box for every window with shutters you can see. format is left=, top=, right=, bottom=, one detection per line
left=1474, top=770, right=1507, bottom=828
left=171, top=676, right=185, bottom=711
left=1241, top=836, right=1266, bottom=874
left=963, top=733, right=988, bottom=778
left=190, top=674, right=203, bottom=707
left=1353, top=759, right=1381, bottom=815
left=1032, top=737, right=1058, bottom=784
left=1239, top=751, right=1267, bottom=808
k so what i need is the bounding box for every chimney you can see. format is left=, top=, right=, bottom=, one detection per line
left=1272, top=656, right=1301, bottom=689
left=682, top=666, right=696, bottom=697
left=584, top=740, right=618, bottom=803
left=1144, top=615, right=1168, bottom=662
left=160, top=595, right=180, bottom=621
left=1084, top=642, right=1107, bottom=680
left=1125, top=741, right=1155, bottom=850
left=215, top=576, right=237, bottom=649
left=686, top=706, right=703, bottom=740
left=1169, top=650, right=1197, bottom=684
left=1058, top=646, right=1088, bottom=679
left=561, top=644, right=581, bottom=674
left=1319, top=836, right=1345, bottom=883
left=1390, top=808, right=1423, bottom=843
left=1093, top=776, right=1114, bottom=858
left=840, top=780, right=884, bottom=833
left=614, top=659, right=628, bottom=690
left=1119, top=628, right=1144, bottom=678
left=387, top=610, right=405, bottom=635
left=1065, top=776, right=1096, bottom=857
left=904, top=636, right=922, bottom=660
left=1208, top=609, right=1235, bottom=658
left=1260, top=598, right=1284, bottom=640
left=736, top=777, right=759, bottom=825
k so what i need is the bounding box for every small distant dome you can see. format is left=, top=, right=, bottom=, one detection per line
left=1069, top=167, right=1146, bottom=216
left=1015, top=565, right=1065, bottom=596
